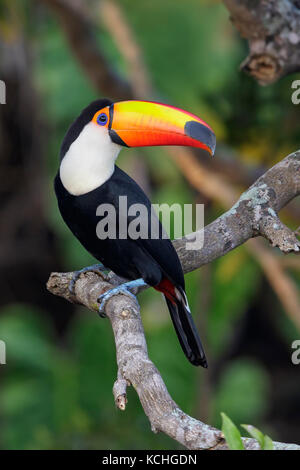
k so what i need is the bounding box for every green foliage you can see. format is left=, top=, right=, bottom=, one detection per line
left=0, top=304, right=54, bottom=372
left=208, top=250, right=261, bottom=356
left=241, top=425, right=274, bottom=450
left=0, top=306, right=178, bottom=449
left=221, top=412, right=244, bottom=450
left=221, top=414, right=274, bottom=450
left=213, top=359, right=270, bottom=425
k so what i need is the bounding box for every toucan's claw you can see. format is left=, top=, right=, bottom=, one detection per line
left=69, top=263, right=108, bottom=297
left=97, top=278, right=147, bottom=316
left=97, top=285, right=137, bottom=317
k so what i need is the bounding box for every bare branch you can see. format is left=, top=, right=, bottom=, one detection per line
left=223, top=0, right=300, bottom=84
left=47, top=270, right=300, bottom=450
left=173, top=150, right=300, bottom=273
left=113, top=375, right=128, bottom=411
left=170, top=147, right=300, bottom=327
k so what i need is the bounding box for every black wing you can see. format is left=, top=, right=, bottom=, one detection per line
left=111, top=166, right=185, bottom=289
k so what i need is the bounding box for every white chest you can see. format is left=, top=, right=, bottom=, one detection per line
left=60, top=122, right=121, bottom=195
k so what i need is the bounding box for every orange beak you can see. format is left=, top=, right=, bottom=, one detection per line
left=108, top=100, right=216, bottom=155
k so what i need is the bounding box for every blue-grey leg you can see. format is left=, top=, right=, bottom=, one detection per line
left=97, top=278, right=148, bottom=317
left=69, top=263, right=109, bottom=296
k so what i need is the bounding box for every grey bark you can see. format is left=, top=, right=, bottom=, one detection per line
left=174, top=150, right=300, bottom=272
left=47, top=268, right=299, bottom=450
left=223, top=0, right=300, bottom=84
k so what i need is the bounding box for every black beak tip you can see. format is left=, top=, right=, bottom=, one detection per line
left=184, top=121, right=216, bottom=156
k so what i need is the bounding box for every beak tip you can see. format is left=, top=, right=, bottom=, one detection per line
left=210, top=136, right=216, bottom=157
left=184, top=121, right=216, bottom=156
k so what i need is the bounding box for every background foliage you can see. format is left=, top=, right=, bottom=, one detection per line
left=0, top=0, right=299, bottom=449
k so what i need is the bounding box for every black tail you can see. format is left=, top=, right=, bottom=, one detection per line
left=165, top=292, right=207, bottom=368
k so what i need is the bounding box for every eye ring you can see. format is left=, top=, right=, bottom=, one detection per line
left=97, top=113, right=108, bottom=126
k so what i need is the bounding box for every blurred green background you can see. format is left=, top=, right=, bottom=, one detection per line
left=0, top=0, right=299, bottom=449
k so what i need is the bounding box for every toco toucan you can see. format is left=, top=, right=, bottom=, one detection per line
left=55, top=99, right=216, bottom=367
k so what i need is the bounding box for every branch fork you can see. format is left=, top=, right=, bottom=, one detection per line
left=47, top=151, right=300, bottom=450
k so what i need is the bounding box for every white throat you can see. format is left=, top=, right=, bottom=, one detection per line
left=60, top=122, right=121, bottom=195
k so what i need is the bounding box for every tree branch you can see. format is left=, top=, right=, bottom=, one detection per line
left=173, top=150, right=300, bottom=273
left=47, top=151, right=300, bottom=450
left=47, top=269, right=300, bottom=450
left=169, top=147, right=300, bottom=327
left=223, top=0, right=300, bottom=84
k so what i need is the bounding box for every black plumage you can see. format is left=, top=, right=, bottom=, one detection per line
left=55, top=99, right=208, bottom=367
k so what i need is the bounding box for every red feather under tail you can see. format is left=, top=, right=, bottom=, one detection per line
left=154, top=278, right=176, bottom=303
left=155, top=278, right=207, bottom=367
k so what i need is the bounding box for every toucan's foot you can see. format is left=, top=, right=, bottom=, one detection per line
left=69, top=263, right=108, bottom=296
left=97, top=278, right=147, bottom=316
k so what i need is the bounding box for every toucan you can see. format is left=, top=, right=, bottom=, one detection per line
left=55, top=99, right=216, bottom=367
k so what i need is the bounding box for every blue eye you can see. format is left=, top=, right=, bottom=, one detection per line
left=97, top=113, right=108, bottom=126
